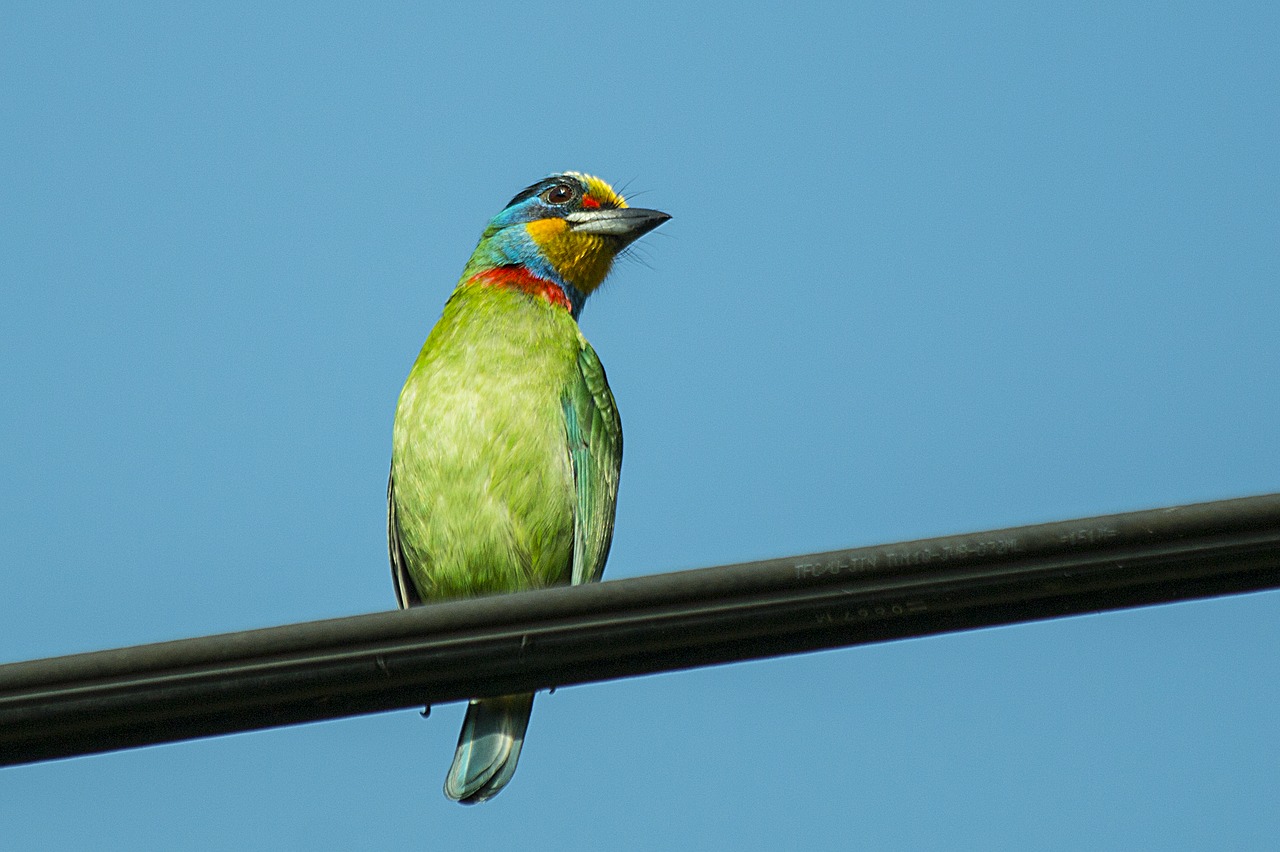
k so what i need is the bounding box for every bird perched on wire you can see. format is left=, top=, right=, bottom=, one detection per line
left=388, top=172, right=669, bottom=804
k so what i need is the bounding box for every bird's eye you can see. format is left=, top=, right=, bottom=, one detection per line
left=541, top=183, right=576, bottom=205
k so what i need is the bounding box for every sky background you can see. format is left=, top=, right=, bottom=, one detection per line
left=2, top=2, right=1278, bottom=849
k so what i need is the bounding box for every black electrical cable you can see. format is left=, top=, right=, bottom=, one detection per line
left=2, top=493, right=1278, bottom=766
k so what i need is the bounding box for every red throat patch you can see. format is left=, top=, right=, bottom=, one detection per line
left=468, top=267, right=573, bottom=312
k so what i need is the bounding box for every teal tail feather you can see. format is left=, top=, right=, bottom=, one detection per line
left=444, top=693, right=535, bottom=804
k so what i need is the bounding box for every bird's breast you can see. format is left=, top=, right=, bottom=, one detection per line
left=390, top=289, right=583, bottom=600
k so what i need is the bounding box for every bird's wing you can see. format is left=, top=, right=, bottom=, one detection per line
left=562, top=341, right=623, bottom=586
left=387, top=468, right=423, bottom=609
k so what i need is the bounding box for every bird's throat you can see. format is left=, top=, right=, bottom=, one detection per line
left=467, top=266, right=575, bottom=314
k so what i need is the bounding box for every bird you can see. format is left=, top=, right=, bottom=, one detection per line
left=387, top=172, right=669, bottom=804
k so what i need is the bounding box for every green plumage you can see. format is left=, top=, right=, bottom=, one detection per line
left=387, top=172, right=666, bottom=804
left=389, top=283, right=621, bottom=602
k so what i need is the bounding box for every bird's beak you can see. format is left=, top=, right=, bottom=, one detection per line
left=564, top=207, right=671, bottom=243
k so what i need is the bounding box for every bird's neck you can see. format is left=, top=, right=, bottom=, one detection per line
left=463, top=265, right=585, bottom=318
left=461, top=228, right=589, bottom=318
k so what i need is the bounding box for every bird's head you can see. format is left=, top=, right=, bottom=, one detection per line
left=461, top=172, right=670, bottom=317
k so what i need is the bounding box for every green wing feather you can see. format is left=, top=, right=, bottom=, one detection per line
left=562, top=340, right=623, bottom=586
left=387, top=470, right=422, bottom=609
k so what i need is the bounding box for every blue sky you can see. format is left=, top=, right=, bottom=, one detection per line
left=2, top=2, right=1278, bottom=849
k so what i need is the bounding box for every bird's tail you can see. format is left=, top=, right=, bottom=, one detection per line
left=444, top=693, right=535, bottom=804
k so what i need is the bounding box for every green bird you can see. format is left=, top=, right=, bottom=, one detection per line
left=388, top=172, right=669, bottom=804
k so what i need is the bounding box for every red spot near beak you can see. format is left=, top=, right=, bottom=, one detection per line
left=581, top=196, right=601, bottom=209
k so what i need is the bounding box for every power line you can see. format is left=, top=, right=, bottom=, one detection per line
left=2, top=493, right=1278, bottom=767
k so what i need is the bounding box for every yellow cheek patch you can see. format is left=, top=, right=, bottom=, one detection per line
left=525, top=218, right=617, bottom=293
left=547, top=233, right=616, bottom=292
left=525, top=217, right=568, bottom=244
